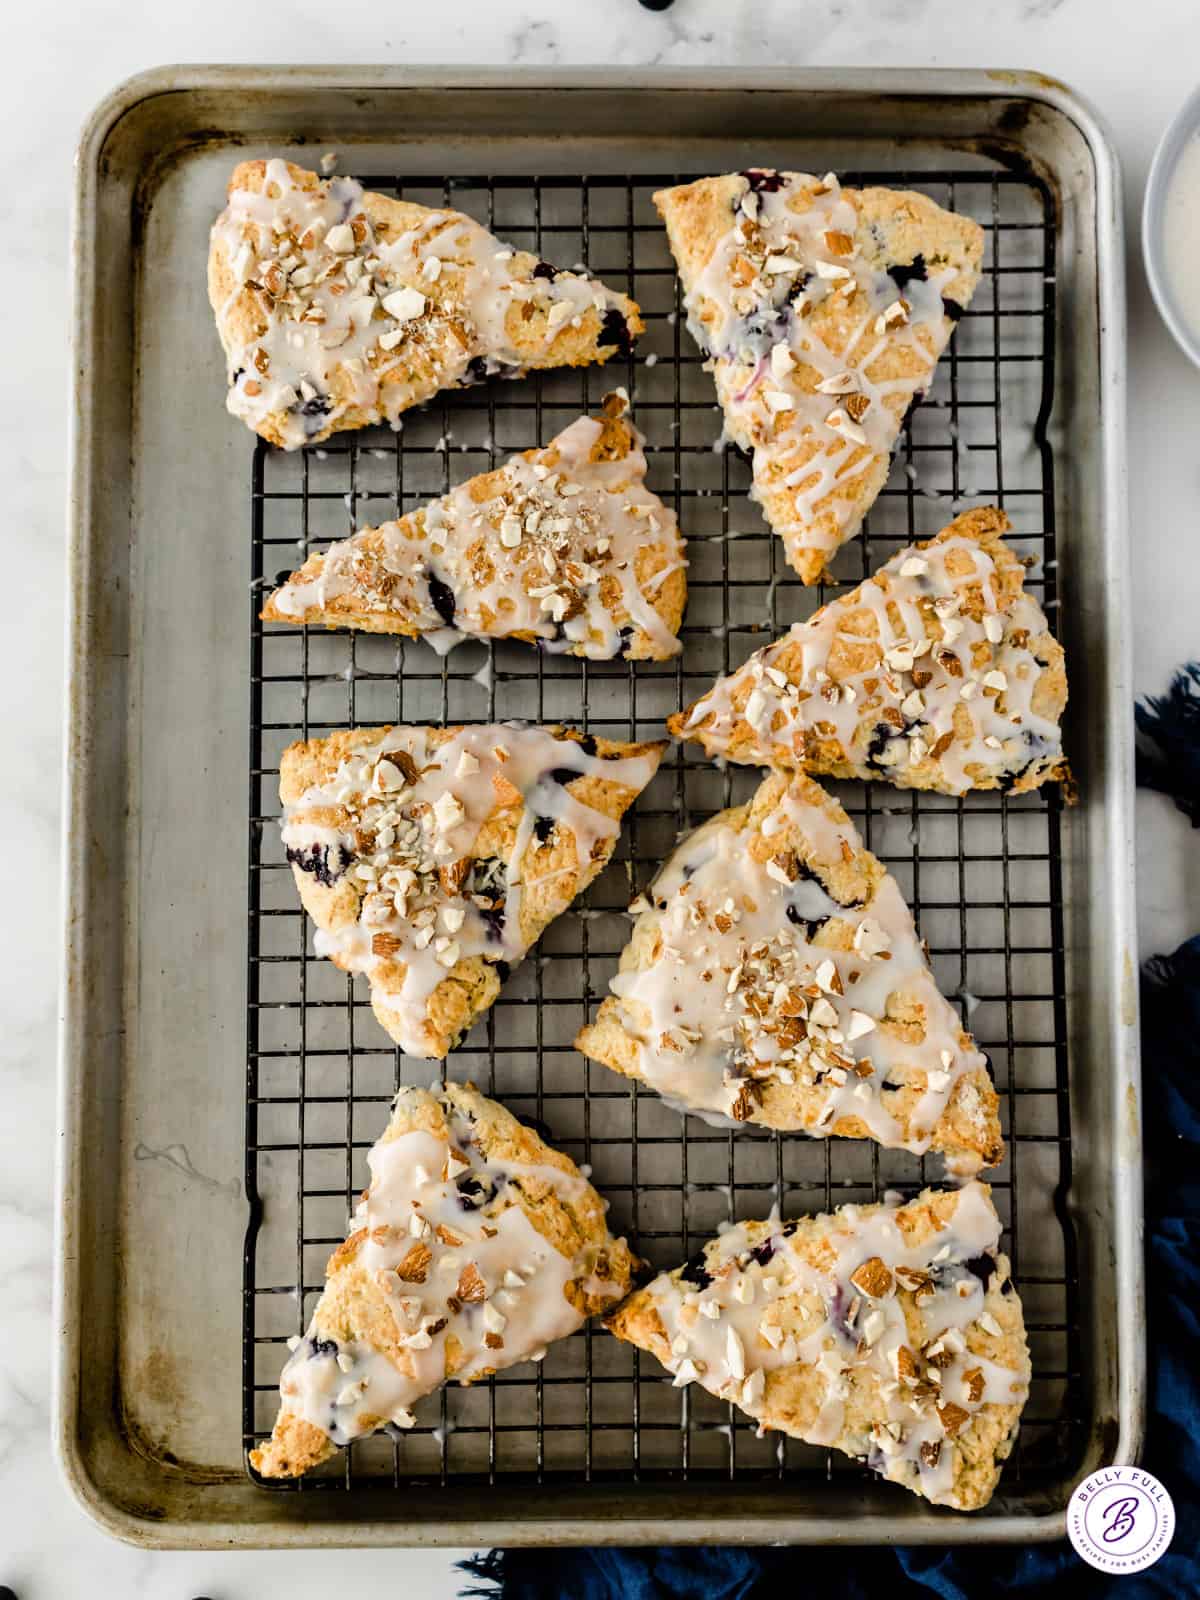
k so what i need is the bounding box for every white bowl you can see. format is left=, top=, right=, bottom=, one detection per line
left=1143, top=83, right=1200, bottom=368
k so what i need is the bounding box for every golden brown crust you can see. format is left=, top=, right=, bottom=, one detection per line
left=250, top=1410, right=338, bottom=1479
left=252, top=1082, right=637, bottom=1478
left=280, top=724, right=666, bottom=1057
left=670, top=507, right=1070, bottom=799
left=606, top=1183, right=1028, bottom=1510
left=654, top=173, right=983, bottom=583
left=211, top=160, right=643, bottom=450
left=576, top=770, right=1003, bottom=1169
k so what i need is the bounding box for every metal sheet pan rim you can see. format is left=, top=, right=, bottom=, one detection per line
left=58, top=64, right=1140, bottom=1549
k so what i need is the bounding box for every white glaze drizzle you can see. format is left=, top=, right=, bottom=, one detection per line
left=684, top=528, right=1064, bottom=795
left=598, top=776, right=992, bottom=1162
left=277, top=1086, right=624, bottom=1445
left=212, top=159, right=634, bottom=448
left=682, top=171, right=970, bottom=561
left=267, top=404, right=685, bottom=659
left=282, top=724, right=659, bottom=1056
left=631, top=1182, right=1028, bottom=1506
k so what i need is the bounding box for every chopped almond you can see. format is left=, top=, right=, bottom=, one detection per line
left=730, top=1082, right=762, bottom=1122
left=845, top=393, right=871, bottom=423
left=456, top=1263, right=487, bottom=1303
left=491, top=771, right=523, bottom=809
left=849, top=1257, right=894, bottom=1300
left=390, top=749, right=421, bottom=787
left=394, top=1242, right=433, bottom=1283
left=937, top=1401, right=971, bottom=1437
left=963, top=1366, right=985, bottom=1404
left=895, top=1265, right=933, bottom=1295
left=438, top=857, right=471, bottom=896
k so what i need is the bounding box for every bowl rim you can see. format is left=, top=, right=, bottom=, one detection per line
left=1143, top=81, right=1200, bottom=369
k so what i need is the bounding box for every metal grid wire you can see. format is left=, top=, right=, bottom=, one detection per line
left=244, top=165, right=1082, bottom=1497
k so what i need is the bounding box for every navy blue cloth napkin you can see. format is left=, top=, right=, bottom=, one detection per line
left=1136, top=662, right=1200, bottom=826
left=461, top=676, right=1200, bottom=1599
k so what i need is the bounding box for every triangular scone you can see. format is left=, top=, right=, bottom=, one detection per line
left=262, top=394, right=686, bottom=659
left=210, top=159, right=643, bottom=449
left=671, top=508, right=1070, bottom=799
left=281, top=722, right=665, bottom=1057
left=576, top=770, right=1002, bottom=1172
left=252, top=1081, right=637, bottom=1479
left=654, top=170, right=983, bottom=582
left=606, top=1181, right=1029, bottom=1511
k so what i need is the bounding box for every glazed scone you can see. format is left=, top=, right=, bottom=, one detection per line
left=262, top=392, right=686, bottom=660
left=280, top=722, right=665, bottom=1057
left=210, top=158, right=643, bottom=449
left=606, top=1181, right=1029, bottom=1511
left=252, top=1081, right=637, bottom=1479
left=655, top=169, right=983, bottom=583
left=670, top=507, right=1070, bottom=799
left=576, top=770, right=1002, bottom=1172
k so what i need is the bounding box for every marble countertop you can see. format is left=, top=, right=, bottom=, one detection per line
left=5, top=0, right=1198, bottom=1594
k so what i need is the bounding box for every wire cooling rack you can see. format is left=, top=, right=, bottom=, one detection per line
left=244, top=166, right=1082, bottom=1496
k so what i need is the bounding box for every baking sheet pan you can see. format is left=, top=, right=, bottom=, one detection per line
left=59, top=66, right=1138, bottom=1548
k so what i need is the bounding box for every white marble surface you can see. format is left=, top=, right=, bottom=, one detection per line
left=4, top=1, right=1198, bottom=1594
